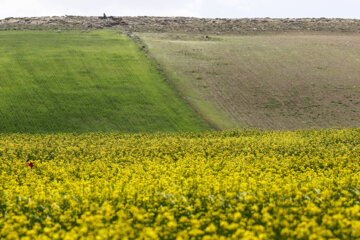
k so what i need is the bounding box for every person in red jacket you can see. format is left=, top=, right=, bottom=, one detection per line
left=26, top=159, right=34, bottom=171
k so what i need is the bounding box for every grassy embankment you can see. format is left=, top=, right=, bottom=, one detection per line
left=0, top=31, right=210, bottom=133
left=140, top=33, right=360, bottom=130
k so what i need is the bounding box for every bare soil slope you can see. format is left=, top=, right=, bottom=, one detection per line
left=140, top=33, right=360, bottom=130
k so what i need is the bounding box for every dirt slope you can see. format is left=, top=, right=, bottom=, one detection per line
left=140, top=32, right=360, bottom=130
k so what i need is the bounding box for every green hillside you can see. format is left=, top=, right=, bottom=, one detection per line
left=0, top=31, right=210, bottom=133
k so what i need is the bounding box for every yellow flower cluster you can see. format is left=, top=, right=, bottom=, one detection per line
left=0, top=129, right=359, bottom=239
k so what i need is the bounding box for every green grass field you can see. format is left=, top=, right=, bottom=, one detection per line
left=0, top=31, right=210, bottom=133
left=140, top=33, right=360, bottom=130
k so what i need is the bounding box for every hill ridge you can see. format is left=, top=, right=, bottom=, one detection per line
left=2, top=16, right=360, bottom=34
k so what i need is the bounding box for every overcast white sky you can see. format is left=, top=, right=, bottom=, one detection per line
left=1, top=0, right=360, bottom=19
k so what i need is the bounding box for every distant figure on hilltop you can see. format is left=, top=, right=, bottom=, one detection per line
left=99, top=13, right=107, bottom=19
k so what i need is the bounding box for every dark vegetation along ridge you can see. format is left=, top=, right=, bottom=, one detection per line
left=0, top=31, right=211, bottom=133
left=2, top=16, right=360, bottom=34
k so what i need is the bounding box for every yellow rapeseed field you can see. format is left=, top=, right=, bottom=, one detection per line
left=0, top=129, right=359, bottom=239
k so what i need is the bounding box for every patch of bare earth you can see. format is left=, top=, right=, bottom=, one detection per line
left=140, top=33, right=360, bottom=130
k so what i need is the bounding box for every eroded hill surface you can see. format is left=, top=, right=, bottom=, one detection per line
left=140, top=32, right=360, bottom=130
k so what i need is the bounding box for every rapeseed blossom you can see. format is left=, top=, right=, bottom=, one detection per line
left=0, top=129, right=359, bottom=239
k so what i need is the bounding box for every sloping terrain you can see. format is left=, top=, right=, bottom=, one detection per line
left=140, top=32, right=360, bottom=130
left=0, top=31, right=210, bottom=133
